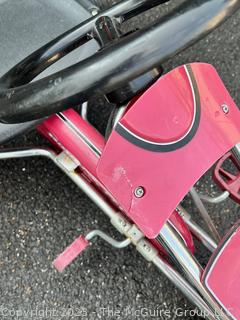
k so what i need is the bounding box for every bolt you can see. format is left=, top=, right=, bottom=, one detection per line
left=143, top=244, right=151, bottom=252
left=91, top=8, right=99, bottom=16
left=221, top=104, right=229, bottom=114
left=134, top=186, right=145, bottom=198
left=120, top=220, right=127, bottom=227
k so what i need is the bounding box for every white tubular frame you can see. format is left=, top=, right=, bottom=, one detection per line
left=0, top=146, right=234, bottom=320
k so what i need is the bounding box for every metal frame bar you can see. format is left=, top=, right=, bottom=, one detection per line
left=232, top=143, right=240, bottom=164
left=190, top=187, right=221, bottom=243
left=85, top=229, right=131, bottom=248
left=158, top=222, right=230, bottom=320
left=152, top=256, right=216, bottom=320
left=2, top=145, right=240, bottom=319
left=177, top=206, right=217, bottom=252
left=0, top=146, right=226, bottom=319
left=0, top=0, right=239, bottom=123
left=199, top=191, right=230, bottom=204
left=81, top=102, right=89, bottom=121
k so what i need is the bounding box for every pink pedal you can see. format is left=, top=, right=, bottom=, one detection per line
left=53, top=235, right=89, bottom=273
left=214, top=152, right=240, bottom=204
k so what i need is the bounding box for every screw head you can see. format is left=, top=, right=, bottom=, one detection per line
left=91, top=8, right=99, bottom=16
left=221, top=104, right=229, bottom=114
left=120, top=220, right=127, bottom=227
left=143, top=243, right=151, bottom=252
left=134, top=186, right=145, bottom=198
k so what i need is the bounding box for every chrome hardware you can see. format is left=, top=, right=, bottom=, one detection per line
left=126, top=225, right=144, bottom=245
left=136, top=239, right=158, bottom=262
left=177, top=206, right=217, bottom=252
left=158, top=221, right=229, bottom=320
left=232, top=142, right=240, bottom=164
left=86, top=230, right=131, bottom=249
left=221, top=103, right=229, bottom=114
left=199, top=191, right=229, bottom=204
left=0, top=146, right=232, bottom=319
left=55, top=151, right=80, bottom=172
left=134, top=186, right=145, bottom=198
left=190, top=187, right=221, bottom=243
left=81, top=102, right=89, bottom=121
left=110, top=212, right=132, bottom=234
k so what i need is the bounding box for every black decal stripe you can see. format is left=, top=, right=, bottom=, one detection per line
left=115, top=65, right=201, bottom=153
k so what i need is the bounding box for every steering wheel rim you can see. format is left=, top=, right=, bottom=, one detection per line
left=0, top=0, right=239, bottom=124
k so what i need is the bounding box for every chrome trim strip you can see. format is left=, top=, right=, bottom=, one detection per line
left=57, top=112, right=102, bottom=157
left=158, top=222, right=230, bottom=320
left=168, top=219, right=188, bottom=248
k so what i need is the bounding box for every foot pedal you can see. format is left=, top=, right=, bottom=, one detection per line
left=53, top=229, right=130, bottom=272
left=214, top=152, right=240, bottom=204
left=53, top=235, right=89, bottom=273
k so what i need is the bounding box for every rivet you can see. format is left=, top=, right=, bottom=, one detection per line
left=221, top=104, right=229, bottom=114
left=134, top=187, right=145, bottom=198
left=91, top=8, right=99, bottom=16
left=143, top=244, right=151, bottom=252
left=120, top=220, right=127, bottom=227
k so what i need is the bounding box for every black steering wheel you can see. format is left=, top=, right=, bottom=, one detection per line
left=0, top=0, right=239, bottom=124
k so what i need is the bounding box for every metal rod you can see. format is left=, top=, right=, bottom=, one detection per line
left=61, top=169, right=119, bottom=221
left=0, top=147, right=229, bottom=318
left=86, top=229, right=131, bottom=248
left=158, top=222, right=203, bottom=282
left=0, top=0, right=239, bottom=122
left=177, top=206, right=217, bottom=252
left=158, top=222, right=229, bottom=319
left=0, top=147, right=56, bottom=160
left=190, top=187, right=221, bottom=243
left=152, top=255, right=216, bottom=320
left=81, top=102, right=89, bottom=121
left=199, top=191, right=229, bottom=204
left=232, top=143, right=240, bottom=164
left=0, top=147, right=119, bottom=221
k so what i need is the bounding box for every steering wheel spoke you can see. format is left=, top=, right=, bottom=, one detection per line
left=0, top=0, right=239, bottom=123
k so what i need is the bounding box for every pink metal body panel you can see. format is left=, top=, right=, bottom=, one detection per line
left=203, top=222, right=240, bottom=320
left=38, top=108, right=194, bottom=249
left=97, top=63, right=240, bottom=238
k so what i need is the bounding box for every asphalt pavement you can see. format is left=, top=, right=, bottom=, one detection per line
left=0, top=1, right=239, bottom=320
